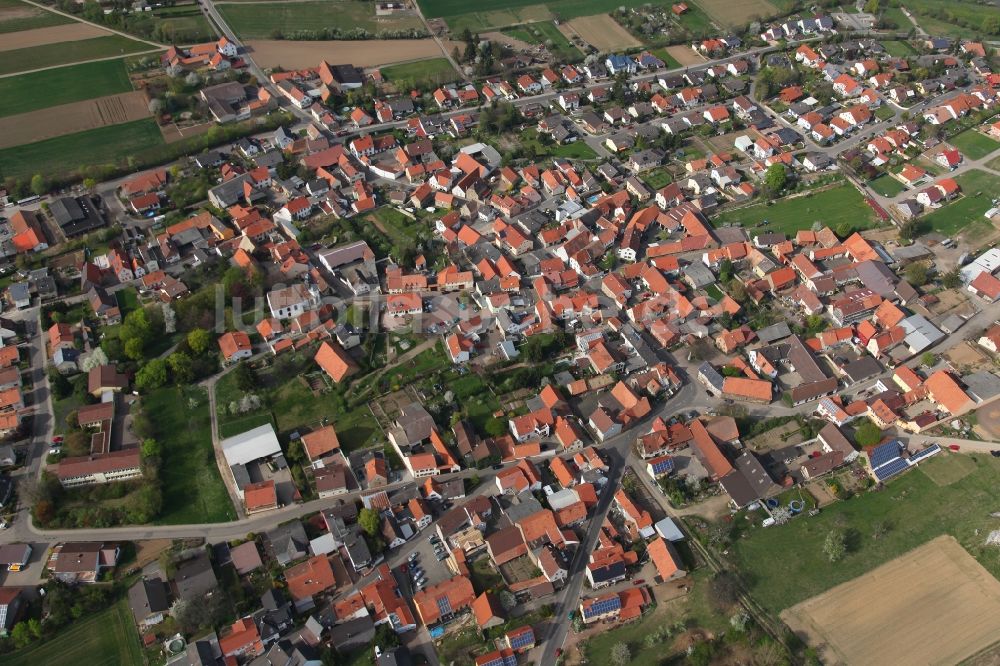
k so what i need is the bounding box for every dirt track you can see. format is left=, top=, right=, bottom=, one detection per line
left=246, top=39, right=443, bottom=69
left=0, top=90, right=150, bottom=148
left=565, top=14, right=640, bottom=52
left=0, top=23, right=109, bottom=51
left=781, top=536, right=1000, bottom=666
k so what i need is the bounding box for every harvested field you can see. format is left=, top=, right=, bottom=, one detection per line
left=693, top=0, right=776, bottom=27
left=0, top=0, right=72, bottom=34
left=0, top=91, right=150, bottom=149
left=665, top=44, right=705, bottom=66
left=247, top=38, right=443, bottom=69
left=782, top=536, right=1000, bottom=666
left=0, top=22, right=109, bottom=51
left=565, top=14, right=641, bottom=51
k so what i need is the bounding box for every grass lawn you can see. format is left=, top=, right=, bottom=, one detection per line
left=0, top=600, right=142, bottom=666
left=145, top=385, right=236, bottom=524
left=217, top=0, right=423, bottom=38
left=881, top=39, right=915, bottom=57
left=501, top=21, right=578, bottom=55
left=0, top=60, right=132, bottom=116
left=640, top=167, right=672, bottom=190
left=868, top=174, right=906, bottom=198
left=0, top=118, right=164, bottom=180
left=948, top=129, right=1000, bottom=161
left=371, top=207, right=422, bottom=247
left=649, top=47, right=681, bottom=69
left=729, top=454, right=1000, bottom=615
left=51, top=376, right=87, bottom=437
left=903, top=0, right=1000, bottom=40
left=0, top=0, right=72, bottom=33
left=469, top=556, right=504, bottom=593
left=151, top=4, right=215, bottom=42
left=676, top=3, right=714, bottom=34
left=219, top=412, right=273, bottom=439
left=714, top=182, right=875, bottom=236
left=874, top=105, right=895, bottom=121
left=0, top=36, right=152, bottom=76
left=430, top=0, right=675, bottom=31
left=921, top=169, right=1000, bottom=237
left=520, top=128, right=598, bottom=160
left=381, top=57, right=458, bottom=89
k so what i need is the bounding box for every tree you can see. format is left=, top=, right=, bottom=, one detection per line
left=941, top=268, right=961, bottom=289
left=610, top=642, right=631, bottom=666
left=10, top=621, right=34, bottom=648
left=905, top=262, right=928, bottom=286
left=718, top=258, right=733, bottom=284
left=853, top=418, right=882, bottom=447
left=167, top=352, right=194, bottom=384
left=124, top=336, right=146, bottom=362
left=921, top=352, right=936, bottom=367
left=872, top=521, right=888, bottom=541
left=48, top=369, right=72, bottom=400
left=141, top=438, right=161, bottom=459
left=707, top=571, right=742, bottom=611
left=148, top=98, right=163, bottom=115
left=764, top=163, right=787, bottom=195
left=359, top=508, right=381, bottom=536
left=30, top=174, right=47, bottom=196
left=233, top=362, right=258, bottom=392
left=728, top=278, right=747, bottom=304
left=187, top=328, right=212, bottom=355
left=135, top=358, right=169, bottom=392
left=823, top=529, right=846, bottom=562
left=372, top=623, right=399, bottom=651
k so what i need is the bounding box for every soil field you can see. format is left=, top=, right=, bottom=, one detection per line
left=665, top=44, right=705, bottom=66
left=247, top=38, right=443, bottom=69
left=0, top=91, right=150, bottom=149
left=781, top=536, right=1000, bottom=666
left=217, top=0, right=423, bottom=39
left=0, top=0, right=72, bottom=34
left=0, top=22, right=110, bottom=50
left=693, top=0, right=777, bottom=27
left=565, top=14, right=641, bottom=51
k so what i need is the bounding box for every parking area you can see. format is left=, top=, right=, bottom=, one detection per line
left=392, top=529, right=454, bottom=597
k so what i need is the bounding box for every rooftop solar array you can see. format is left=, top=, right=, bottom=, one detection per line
left=874, top=457, right=910, bottom=481
left=582, top=595, right=621, bottom=619
left=651, top=457, right=675, bottom=475
left=909, top=443, right=940, bottom=464
left=508, top=627, right=535, bottom=650
left=869, top=440, right=902, bottom=468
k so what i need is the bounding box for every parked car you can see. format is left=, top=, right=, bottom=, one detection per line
left=949, top=444, right=961, bottom=452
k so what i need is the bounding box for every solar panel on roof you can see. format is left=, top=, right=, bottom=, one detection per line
left=509, top=628, right=534, bottom=649
left=652, top=458, right=675, bottom=474
left=909, top=444, right=940, bottom=463
left=436, top=596, right=453, bottom=617
left=869, top=441, right=901, bottom=468
left=874, top=457, right=909, bottom=481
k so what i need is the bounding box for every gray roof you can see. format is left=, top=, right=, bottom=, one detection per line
left=128, top=577, right=170, bottom=623
left=267, top=521, right=309, bottom=566
left=964, top=371, right=1000, bottom=402
left=173, top=552, right=217, bottom=601
left=222, top=424, right=282, bottom=467
left=756, top=322, right=791, bottom=344
left=900, top=314, right=944, bottom=353
left=502, top=496, right=544, bottom=524
left=49, top=197, right=84, bottom=226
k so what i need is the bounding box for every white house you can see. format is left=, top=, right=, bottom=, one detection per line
left=266, top=283, right=320, bottom=319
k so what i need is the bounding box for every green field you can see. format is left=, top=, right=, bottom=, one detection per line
left=0, top=60, right=132, bottom=118
left=381, top=57, right=459, bottom=89
left=520, top=128, right=599, bottom=160
left=151, top=4, right=215, bottom=41
left=868, top=174, right=905, bottom=197
left=217, top=0, right=423, bottom=38
left=881, top=39, right=915, bottom=57
left=714, top=182, right=875, bottom=236
left=0, top=35, right=152, bottom=76
left=145, top=385, right=236, bottom=524
left=0, top=600, right=142, bottom=666
left=730, top=455, right=1000, bottom=615
left=0, top=0, right=73, bottom=33
left=903, top=0, right=1000, bottom=40
left=0, top=118, right=164, bottom=180
left=502, top=20, right=578, bottom=56
left=423, top=0, right=676, bottom=31
left=948, top=129, right=1000, bottom=161
left=921, top=169, right=1000, bottom=237
left=649, top=47, right=681, bottom=69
